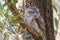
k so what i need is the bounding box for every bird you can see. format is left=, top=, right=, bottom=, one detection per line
left=23, top=6, right=46, bottom=40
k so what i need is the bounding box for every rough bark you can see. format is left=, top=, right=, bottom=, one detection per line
left=43, top=0, right=55, bottom=40
left=25, top=0, right=55, bottom=40
left=5, top=0, right=55, bottom=40
left=5, top=0, right=41, bottom=39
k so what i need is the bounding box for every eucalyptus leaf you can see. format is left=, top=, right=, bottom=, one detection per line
left=0, top=8, right=4, bottom=13
left=4, top=13, right=9, bottom=18
left=12, top=0, right=18, bottom=5
left=52, top=5, right=57, bottom=12
left=0, top=21, right=4, bottom=29
left=54, top=18, right=59, bottom=26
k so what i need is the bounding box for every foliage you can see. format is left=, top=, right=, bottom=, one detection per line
left=54, top=18, right=59, bottom=26
left=0, top=21, right=4, bottom=29
left=0, top=0, right=24, bottom=40
left=0, top=0, right=59, bottom=40
left=12, top=0, right=18, bottom=5
left=52, top=4, right=57, bottom=12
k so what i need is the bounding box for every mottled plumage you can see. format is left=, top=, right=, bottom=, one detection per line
left=23, top=6, right=46, bottom=40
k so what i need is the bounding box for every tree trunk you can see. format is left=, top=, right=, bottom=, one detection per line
left=25, top=0, right=55, bottom=40
left=43, top=0, right=55, bottom=40
left=5, top=0, right=55, bottom=40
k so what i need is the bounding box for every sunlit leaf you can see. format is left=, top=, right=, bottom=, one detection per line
left=54, top=18, right=59, bottom=26
left=6, top=26, right=16, bottom=34
left=12, top=0, right=18, bottom=5
left=8, top=16, right=18, bottom=25
left=4, top=13, right=9, bottom=18
left=0, top=8, right=4, bottom=13
left=52, top=5, right=57, bottom=12
left=11, top=17, right=18, bottom=23
left=2, top=3, right=6, bottom=8
left=0, top=21, right=4, bottom=29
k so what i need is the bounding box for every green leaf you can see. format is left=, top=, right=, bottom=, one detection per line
left=54, top=18, right=59, bottom=26
left=0, top=21, right=4, bottom=29
left=12, top=0, right=18, bottom=5
left=52, top=5, right=57, bottom=12
left=4, top=13, right=9, bottom=18
left=19, top=20, right=25, bottom=23
left=0, top=8, right=4, bottom=13
left=8, top=16, right=18, bottom=24
left=2, top=3, right=6, bottom=8
left=0, top=3, right=1, bottom=8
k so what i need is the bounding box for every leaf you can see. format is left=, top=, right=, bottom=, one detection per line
left=52, top=5, right=57, bottom=12
left=8, top=16, right=18, bottom=24
left=0, top=3, right=1, bottom=8
left=12, top=0, right=18, bottom=5
left=2, top=3, right=6, bottom=8
left=0, top=8, right=4, bottom=13
left=4, top=13, right=9, bottom=18
left=54, top=18, right=59, bottom=26
left=19, top=20, right=25, bottom=23
left=0, top=21, right=4, bottom=29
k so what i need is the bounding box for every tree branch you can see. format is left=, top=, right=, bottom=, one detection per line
left=5, top=0, right=40, bottom=38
